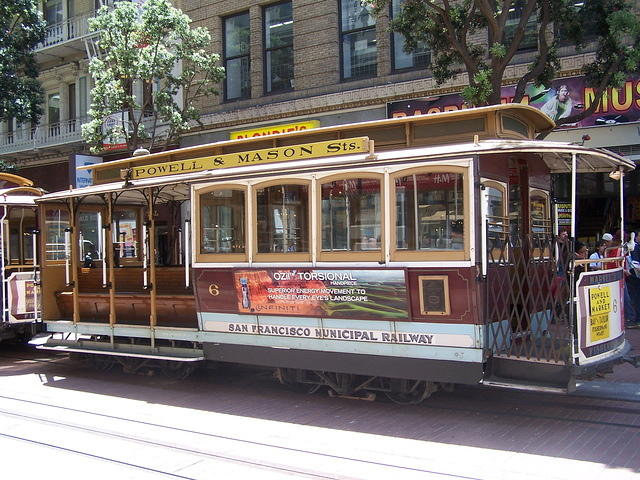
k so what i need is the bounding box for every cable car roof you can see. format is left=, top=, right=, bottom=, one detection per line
left=0, top=173, right=35, bottom=188
left=37, top=137, right=634, bottom=204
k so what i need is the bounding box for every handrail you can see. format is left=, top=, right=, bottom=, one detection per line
left=0, top=117, right=89, bottom=155
left=574, top=256, right=624, bottom=265
left=35, top=12, right=96, bottom=51
left=574, top=256, right=624, bottom=272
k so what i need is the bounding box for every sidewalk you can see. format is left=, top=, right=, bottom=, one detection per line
left=573, top=327, right=640, bottom=402
left=604, top=328, right=640, bottom=383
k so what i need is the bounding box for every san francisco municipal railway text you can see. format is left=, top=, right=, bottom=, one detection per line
left=226, top=323, right=435, bottom=344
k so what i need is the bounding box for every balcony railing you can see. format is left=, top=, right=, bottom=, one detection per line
left=36, top=12, right=96, bottom=51
left=0, top=117, right=88, bottom=155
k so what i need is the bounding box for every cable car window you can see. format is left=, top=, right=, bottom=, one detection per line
left=200, top=189, right=245, bottom=254
left=256, top=184, right=308, bottom=253
left=395, top=172, right=464, bottom=251
left=485, top=182, right=508, bottom=261
left=321, top=178, right=381, bottom=252
left=78, top=210, right=102, bottom=261
left=44, top=207, right=69, bottom=261
left=530, top=191, right=551, bottom=235
left=530, top=189, right=551, bottom=257
left=8, top=207, right=36, bottom=264
left=114, top=209, right=139, bottom=259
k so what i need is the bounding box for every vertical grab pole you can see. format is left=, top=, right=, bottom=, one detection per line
left=570, top=153, right=577, bottom=240
left=1, top=206, right=7, bottom=322
left=32, top=229, right=39, bottom=320
left=101, top=225, right=108, bottom=287
left=142, top=222, right=148, bottom=288
left=570, top=153, right=578, bottom=360
left=480, top=185, right=488, bottom=278
left=184, top=219, right=191, bottom=288
left=619, top=167, right=624, bottom=245
left=64, top=228, right=72, bottom=286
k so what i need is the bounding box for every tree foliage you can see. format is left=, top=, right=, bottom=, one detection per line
left=0, top=0, right=46, bottom=124
left=368, top=0, right=640, bottom=129
left=0, top=159, right=18, bottom=174
left=82, top=0, right=225, bottom=154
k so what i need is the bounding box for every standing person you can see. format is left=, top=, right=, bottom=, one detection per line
left=589, top=240, right=607, bottom=270
left=603, top=231, right=638, bottom=327
left=626, top=230, right=640, bottom=328
left=574, top=241, right=588, bottom=278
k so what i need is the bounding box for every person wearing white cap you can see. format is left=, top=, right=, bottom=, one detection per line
left=602, top=233, right=613, bottom=243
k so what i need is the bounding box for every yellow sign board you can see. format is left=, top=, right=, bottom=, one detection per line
left=589, top=286, right=611, bottom=316
left=230, top=121, right=320, bottom=139
left=127, top=137, right=370, bottom=180
left=589, top=286, right=611, bottom=343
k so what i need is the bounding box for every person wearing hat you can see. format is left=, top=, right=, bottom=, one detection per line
left=602, top=233, right=613, bottom=243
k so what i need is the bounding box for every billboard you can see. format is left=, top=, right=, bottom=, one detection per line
left=70, top=154, right=102, bottom=188
left=387, top=75, right=640, bottom=128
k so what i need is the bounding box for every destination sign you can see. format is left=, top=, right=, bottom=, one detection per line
left=125, top=137, right=370, bottom=180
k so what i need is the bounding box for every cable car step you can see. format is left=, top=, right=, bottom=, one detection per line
left=482, top=376, right=571, bottom=394
left=36, top=339, right=204, bottom=362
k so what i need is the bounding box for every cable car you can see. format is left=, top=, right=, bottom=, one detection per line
left=35, top=104, right=635, bottom=400
left=0, top=173, right=44, bottom=343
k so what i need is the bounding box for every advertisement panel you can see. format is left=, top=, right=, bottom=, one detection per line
left=70, top=154, right=102, bottom=188
left=232, top=269, right=408, bottom=320
left=102, top=111, right=129, bottom=151
left=575, top=268, right=625, bottom=364
left=387, top=75, right=640, bottom=128
left=6, top=272, right=38, bottom=322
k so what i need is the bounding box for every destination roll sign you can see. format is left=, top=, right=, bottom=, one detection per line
left=125, top=137, right=371, bottom=180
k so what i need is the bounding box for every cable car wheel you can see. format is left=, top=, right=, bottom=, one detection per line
left=384, top=379, right=437, bottom=405
left=274, top=368, right=323, bottom=394
left=160, top=361, right=197, bottom=379
left=91, top=354, right=117, bottom=371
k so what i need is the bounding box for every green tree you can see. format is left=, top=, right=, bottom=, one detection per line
left=0, top=159, right=18, bottom=174
left=368, top=0, right=640, bottom=130
left=0, top=0, right=46, bottom=124
left=82, top=0, right=225, bottom=154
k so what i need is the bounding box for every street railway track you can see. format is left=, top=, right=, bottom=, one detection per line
left=2, top=345, right=639, bottom=478
left=0, top=393, right=482, bottom=480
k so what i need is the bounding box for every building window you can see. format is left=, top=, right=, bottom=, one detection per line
left=340, top=0, right=377, bottom=80
left=264, top=2, right=293, bottom=93
left=504, top=0, right=537, bottom=52
left=44, top=0, right=63, bottom=41
left=78, top=76, right=88, bottom=119
left=224, top=12, right=251, bottom=101
left=556, top=2, right=598, bottom=47
left=48, top=93, right=60, bottom=137
left=256, top=183, right=308, bottom=253
left=391, top=0, right=429, bottom=71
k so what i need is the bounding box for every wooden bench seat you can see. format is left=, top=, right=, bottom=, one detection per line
left=55, top=291, right=198, bottom=327
left=55, top=266, right=198, bottom=328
